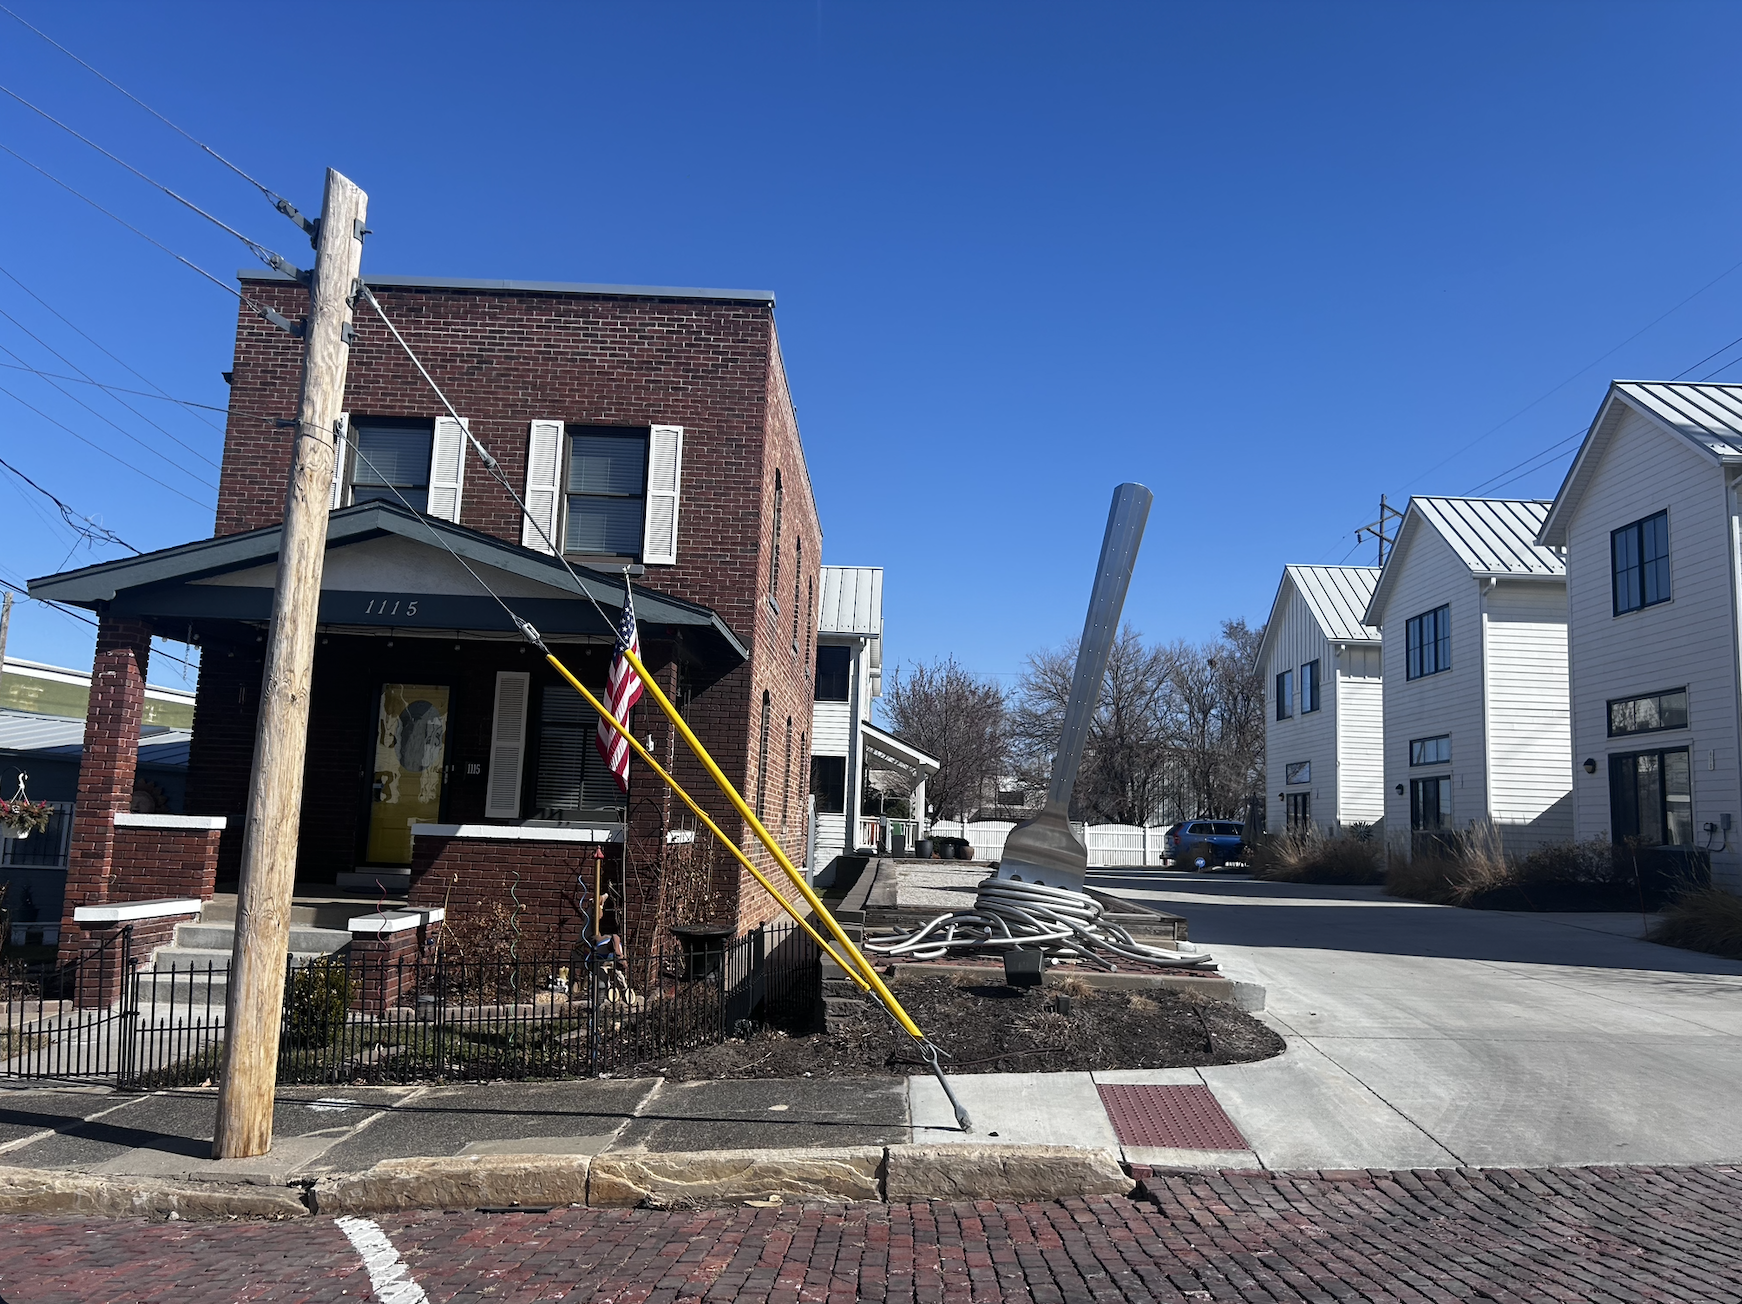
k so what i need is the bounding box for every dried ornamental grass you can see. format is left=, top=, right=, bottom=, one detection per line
left=1646, top=886, right=1742, bottom=961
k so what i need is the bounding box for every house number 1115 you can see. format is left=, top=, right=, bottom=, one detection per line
left=364, top=597, right=420, bottom=616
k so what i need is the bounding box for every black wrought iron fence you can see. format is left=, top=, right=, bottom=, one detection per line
left=2, top=920, right=821, bottom=1087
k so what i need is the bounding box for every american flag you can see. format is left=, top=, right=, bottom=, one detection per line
left=594, top=583, right=643, bottom=794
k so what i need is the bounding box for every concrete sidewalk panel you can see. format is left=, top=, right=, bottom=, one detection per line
left=587, top=1146, right=883, bottom=1207
left=311, top=1153, right=591, bottom=1214
left=885, top=1144, right=1130, bottom=1202
left=1090, top=1069, right=1204, bottom=1087
left=614, top=1077, right=908, bottom=1152
left=0, top=1166, right=307, bottom=1219
left=1122, top=1145, right=1259, bottom=1169
left=1199, top=1039, right=1459, bottom=1170
left=908, top=1071, right=1118, bottom=1146
left=312, top=1079, right=656, bottom=1172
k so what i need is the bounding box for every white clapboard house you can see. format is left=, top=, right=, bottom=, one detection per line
left=808, top=566, right=938, bottom=882
left=1363, top=497, right=1571, bottom=856
left=1258, top=565, right=1384, bottom=834
left=1537, top=381, right=1742, bottom=891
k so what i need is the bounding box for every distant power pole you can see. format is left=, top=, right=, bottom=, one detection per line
left=213, top=168, right=367, bottom=1160
left=0, top=589, right=13, bottom=679
left=1355, top=494, right=1403, bottom=567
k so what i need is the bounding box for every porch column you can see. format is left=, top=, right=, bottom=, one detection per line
left=59, top=615, right=151, bottom=954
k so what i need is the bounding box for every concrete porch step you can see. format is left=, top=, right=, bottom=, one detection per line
left=200, top=892, right=407, bottom=931
left=150, top=945, right=348, bottom=972
left=172, top=923, right=353, bottom=954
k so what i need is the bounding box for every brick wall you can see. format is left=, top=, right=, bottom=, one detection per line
left=110, top=825, right=223, bottom=902
left=60, top=617, right=151, bottom=952
left=407, top=834, right=622, bottom=953
left=207, top=277, right=823, bottom=936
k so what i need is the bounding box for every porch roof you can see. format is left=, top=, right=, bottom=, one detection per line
left=862, top=721, right=940, bottom=789
left=29, top=501, right=749, bottom=669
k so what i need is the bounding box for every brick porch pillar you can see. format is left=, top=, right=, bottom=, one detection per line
left=59, top=615, right=151, bottom=956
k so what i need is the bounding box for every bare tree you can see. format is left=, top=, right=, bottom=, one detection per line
left=881, top=658, right=1007, bottom=819
left=1011, top=624, right=1176, bottom=824
left=1014, top=619, right=1267, bottom=825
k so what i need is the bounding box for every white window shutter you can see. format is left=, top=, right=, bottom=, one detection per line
left=643, top=424, right=683, bottom=564
left=428, top=416, right=469, bottom=522
left=521, top=420, right=564, bottom=553
left=330, top=412, right=350, bottom=510
left=485, top=671, right=530, bottom=819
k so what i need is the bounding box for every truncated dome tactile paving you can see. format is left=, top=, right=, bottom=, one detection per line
left=1097, top=1083, right=1248, bottom=1150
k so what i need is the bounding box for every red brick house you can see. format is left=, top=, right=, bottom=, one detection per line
left=32, top=273, right=824, bottom=958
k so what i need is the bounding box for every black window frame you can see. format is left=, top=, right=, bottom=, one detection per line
left=562, top=425, right=651, bottom=561
left=1409, top=734, right=1451, bottom=766
left=1611, top=509, right=1671, bottom=616
left=1284, top=760, right=1311, bottom=785
left=1410, top=776, right=1451, bottom=831
left=1607, top=687, right=1689, bottom=738
left=347, top=415, right=435, bottom=513
left=1405, top=605, right=1451, bottom=680
left=1608, top=746, right=1693, bottom=848
left=1275, top=669, right=1293, bottom=720
left=809, top=754, right=846, bottom=814
left=1284, top=792, right=1311, bottom=831
left=814, top=645, right=851, bottom=702
left=1301, top=659, right=1321, bottom=713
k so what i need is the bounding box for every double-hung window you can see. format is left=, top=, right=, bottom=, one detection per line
left=1406, top=605, right=1451, bottom=680
left=810, top=755, right=846, bottom=814
left=518, top=422, right=684, bottom=564
left=815, top=646, right=851, bottom=701
left=1301, top=660, right=1320, bottom=713
left=1275, top=669, right=1293, bottom=720
left=565, top=428, right=648, bottom=558
left=1609, top=748, right=1692, bottom=846
left=347, top=417, right=434, bottom=512
left=1612, top=510, right=1671, bottom=615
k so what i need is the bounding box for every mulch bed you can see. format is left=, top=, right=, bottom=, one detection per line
left=636, top=975, right=1284, bottom=1081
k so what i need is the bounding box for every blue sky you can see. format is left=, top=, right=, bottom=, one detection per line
left=3, top=2, right=1742, bottom=695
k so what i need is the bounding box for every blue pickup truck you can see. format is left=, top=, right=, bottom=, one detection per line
left=1165, top=820, right=1247, bottom=869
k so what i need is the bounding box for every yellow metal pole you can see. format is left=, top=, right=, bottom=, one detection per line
left=542, top=655, right=872, bottom=994
left=617, top=646, right=923, bottom=1038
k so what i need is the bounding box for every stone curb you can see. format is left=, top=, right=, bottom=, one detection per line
left=0, top=1142, right=1141, bottom=1218
left=0, top=1167, right=308, bottom=1219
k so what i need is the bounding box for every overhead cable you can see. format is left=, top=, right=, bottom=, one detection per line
left=0, top=261, right=225, bottom=431
left=0, top=455, right=138, bottom=553
left=0, top=140, right=284, bottom=327
left=0, top=3, right=296, bottom=216
left=0, top=306, right=220, bottom=469
left=0, top=380, right=213, bottom=509
left=0, top=80, right=286, bottom=271
left=0, top=359, right=228, bottom=415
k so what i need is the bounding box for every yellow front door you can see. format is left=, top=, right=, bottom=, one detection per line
left=366, top=683, right=450, bottom=865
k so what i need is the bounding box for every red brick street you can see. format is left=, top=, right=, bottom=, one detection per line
left=4, top=1165, right=1741, bottom=1304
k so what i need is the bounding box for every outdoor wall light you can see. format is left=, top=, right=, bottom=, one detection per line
left=1395, top=783, right=1405, bottom=795
left=1583, top=758, right=1597, bottom=774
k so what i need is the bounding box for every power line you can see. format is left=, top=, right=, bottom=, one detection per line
left=0, top=379, right=213, bottom=509
left=0, top=139, right=284, bottom=327
left=0, top=80, right=286, bottom=272
left=0, top=305, right=220, bottom=469
left=0, top=455, right=138, bottom=553
left=0, top=2, right=297, bottom=218
left=0, top=359, right=227, bottom=414
left=0, top=261, right=225, bottom=432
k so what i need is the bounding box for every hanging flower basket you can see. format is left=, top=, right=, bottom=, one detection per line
left=0, top=797, right=53, bottom=840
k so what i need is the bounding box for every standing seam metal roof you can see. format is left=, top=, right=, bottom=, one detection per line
left=818, top=566, right=883, bottom=636
left=1285, top=565, right=1382, bottom=643
left=1610, top=381, right=1742, bottom=456
left=1410, top=497, right=1563, bottom=576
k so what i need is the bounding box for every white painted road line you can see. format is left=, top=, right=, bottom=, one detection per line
left=335, top=1215, right=428, bottom=1304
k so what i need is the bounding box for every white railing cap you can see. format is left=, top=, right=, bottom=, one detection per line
left=113, top=813, right=228, bottom=830
left=73, top=897, right=202, bottom=923
left=348, top=907, right=446, bottom=934
left=410, top=822, right=621, bottom=844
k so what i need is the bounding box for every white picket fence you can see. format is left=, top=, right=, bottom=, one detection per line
left=925, top=820, right=1171, bottom=867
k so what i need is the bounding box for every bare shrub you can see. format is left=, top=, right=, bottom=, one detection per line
left=440, top=899, right=565, bottom=965
left=1647, top=886, right=1742, bottom=960
left=1384, top=828, right=1628, bottom=907
left=1253, top=827, right=1383, bottom=885
left=1514, top=838, right=1627, bottom=886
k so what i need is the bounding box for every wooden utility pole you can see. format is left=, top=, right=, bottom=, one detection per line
left=0, top=589, right=13, bottom=677
left=214, top=169, right=367, bottom=1159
